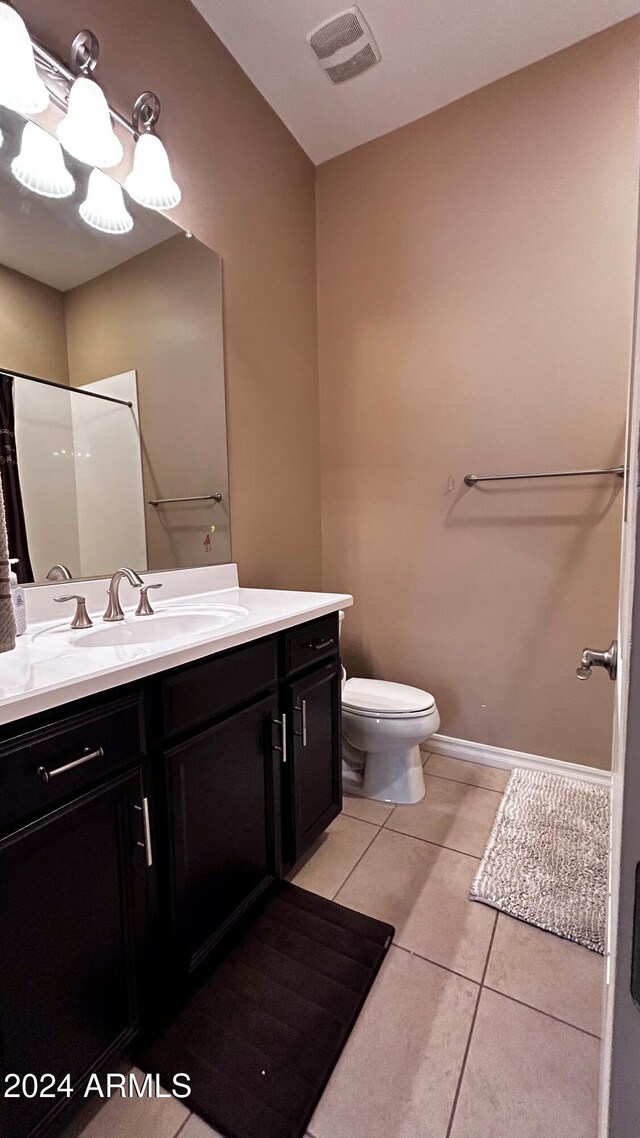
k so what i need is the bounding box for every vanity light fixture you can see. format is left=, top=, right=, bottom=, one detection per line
left=58, top=75, right=123, bottom=168
left=57, top=31, right=123, bottom=169
left=125, top=93, right=181, bottom=210
left=79, top=168, right=133, bottom=234
left=12, top=121, right=75, bottom=198
left=0, top=1, right=49, bottom=115
left=0, top=8, right=183, bottom=229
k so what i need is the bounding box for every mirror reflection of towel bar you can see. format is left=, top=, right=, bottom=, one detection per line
left=464, top=466, right=625, bottom=487
left=148, top=494, right=223, bottom=506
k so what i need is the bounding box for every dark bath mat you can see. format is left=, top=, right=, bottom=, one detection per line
left=140, top=882, right=394, bottom=1138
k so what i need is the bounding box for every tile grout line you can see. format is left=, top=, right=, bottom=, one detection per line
left=444, top=910, right=499, bottom=1138
left=422, top=770, right=509, bottom=793
left=330, top=822, right=385, bottom=901
left=482, top=983, right=603, bottom=1040
left=392, top=941, right=484, bottom=986
left=418, top=770, right=506, bottom=798
left=380, top=823, right=484, bottom=860
left=342, top=804, right=491, bottom=860
left=337, top=815, right=383, bottom=832
left=341, top=806, right=393, bottom=825
left=290, top=813, right=381, bottom=886
left=382, top=774, right=504, bottom=834
left=172, top=1113, right=194, bottom=1138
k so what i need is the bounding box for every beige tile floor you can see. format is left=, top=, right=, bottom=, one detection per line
left=68, top=752, right=604, bottom=1138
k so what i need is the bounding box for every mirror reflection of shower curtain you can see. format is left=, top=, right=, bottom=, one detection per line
left=0, top=375, right=33, bottom=583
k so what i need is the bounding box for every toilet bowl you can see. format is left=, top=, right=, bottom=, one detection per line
left=342, top=677, right=440, bottom=805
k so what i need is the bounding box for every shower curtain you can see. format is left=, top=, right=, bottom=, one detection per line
left=0, top=375, right=34, bottom=583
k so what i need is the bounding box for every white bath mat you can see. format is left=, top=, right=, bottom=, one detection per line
left=470, top=767, right=609, bottom=953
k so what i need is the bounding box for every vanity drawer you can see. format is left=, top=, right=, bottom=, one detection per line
left=284, top=613, right=340, bottom=675
left=162, top=636, right=278, bottom=738
left=0, top=694, right=146, bottom=830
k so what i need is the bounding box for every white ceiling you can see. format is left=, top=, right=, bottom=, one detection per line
left=193, top=0, right=640, bottom=164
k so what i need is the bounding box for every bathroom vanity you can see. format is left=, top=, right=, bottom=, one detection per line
left=0, top=569, right=351, bottom=1138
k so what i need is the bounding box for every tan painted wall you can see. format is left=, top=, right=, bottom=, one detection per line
left=0, top=263, right=68, bottom=383
left=64, top=234, right=231, bottom=571
left=19, top=0, right=321, bottom=590
left=317, top=23, right=640, bottom=768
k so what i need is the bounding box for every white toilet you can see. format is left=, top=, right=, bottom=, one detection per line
left=342, top=676, right=440, bottom=805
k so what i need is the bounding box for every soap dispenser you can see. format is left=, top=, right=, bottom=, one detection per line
left=8, top=559, right=26, bottom=636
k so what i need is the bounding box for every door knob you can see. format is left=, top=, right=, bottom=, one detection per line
left=576, top=640, right=618, bottom=681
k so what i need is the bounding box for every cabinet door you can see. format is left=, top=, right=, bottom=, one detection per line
left=288, top=661, right=342, bottom=863
left=166, top=694, right=279, bottom=974
left=0, top=770, right=147, bottom=1138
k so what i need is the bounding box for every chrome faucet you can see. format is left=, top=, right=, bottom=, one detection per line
left=103, top=567, right=144, bottom=622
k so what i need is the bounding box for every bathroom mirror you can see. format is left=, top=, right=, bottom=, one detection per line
left=0, top=104, right=230, bottom=585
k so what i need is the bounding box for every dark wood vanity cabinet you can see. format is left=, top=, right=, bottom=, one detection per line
left=165, top=693, right=280, bottom=974
left=285, top=660, right=342, bottom=864
left=0, top=612, right=341, bottom=1138
left=0, top=768, right=148, bottom=1138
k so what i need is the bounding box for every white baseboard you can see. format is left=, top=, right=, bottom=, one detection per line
left=423, top=733, right=611, bottom=788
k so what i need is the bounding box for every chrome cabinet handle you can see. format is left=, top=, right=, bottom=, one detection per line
left=294, top=701, right=308, bottom=747
left=135, top=797, right=153, bottom=867
left=273, top=713, right=287, bottom=763
left=37, top=746, right=104, bottom=783
left=307, top=637, right=334, bottom=652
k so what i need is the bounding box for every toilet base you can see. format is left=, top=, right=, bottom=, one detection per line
left=342, top=744, right=425, bottom=805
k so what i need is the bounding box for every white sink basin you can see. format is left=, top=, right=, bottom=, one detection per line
left=33, top=604, right=249, bottom=651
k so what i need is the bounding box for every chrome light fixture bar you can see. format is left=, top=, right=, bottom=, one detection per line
left=2, top=6, right=181, bottom=214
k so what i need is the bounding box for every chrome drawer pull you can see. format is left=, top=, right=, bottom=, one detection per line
left=301, top=700, right=307, bottom=747
left=308, top=638, right=334, bottom=652
left=273, top=713, right=287, bottom=763
left=135, top=797, right=153, bottom=868
left=37, top=746, right=105, bottom=784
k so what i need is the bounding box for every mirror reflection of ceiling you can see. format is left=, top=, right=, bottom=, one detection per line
left=0, top=106, right=180, bottom=292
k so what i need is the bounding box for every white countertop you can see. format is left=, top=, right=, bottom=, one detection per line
left=0, top=565, right=352, bottom=726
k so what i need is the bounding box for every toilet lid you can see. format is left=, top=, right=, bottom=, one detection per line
left=343, top=677, right=435, bottom=716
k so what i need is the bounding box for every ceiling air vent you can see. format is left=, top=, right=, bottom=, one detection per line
left=308, top=7, right=381, bottom=84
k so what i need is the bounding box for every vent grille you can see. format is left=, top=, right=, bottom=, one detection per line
left=326, top=43, right=378, bottom=84
left=309, top=11, right=365, bottom=60
left=307, top=7, right=381, bottom=85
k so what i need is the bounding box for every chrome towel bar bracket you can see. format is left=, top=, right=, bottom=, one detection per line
left=464, top=466, right=625, bottom=487
left=148, top=494, right=223, bottom=506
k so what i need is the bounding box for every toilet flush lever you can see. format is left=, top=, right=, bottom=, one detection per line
left=576, top=640, right=618, bottom=682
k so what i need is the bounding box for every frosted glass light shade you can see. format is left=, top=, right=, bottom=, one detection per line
left=12, top=122, right=75, bottom=198
left=0, top=2, right=49, bottom=115
left=79, top=169, right=133, bottom=234
left=125, top=133, right=181, bottom=210
left=58, top=77, right=123, bottom=169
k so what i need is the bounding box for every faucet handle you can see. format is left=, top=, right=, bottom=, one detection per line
left=135, top=583, right=163, bottom=617
left=54, top=595, right=93, bottom=630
